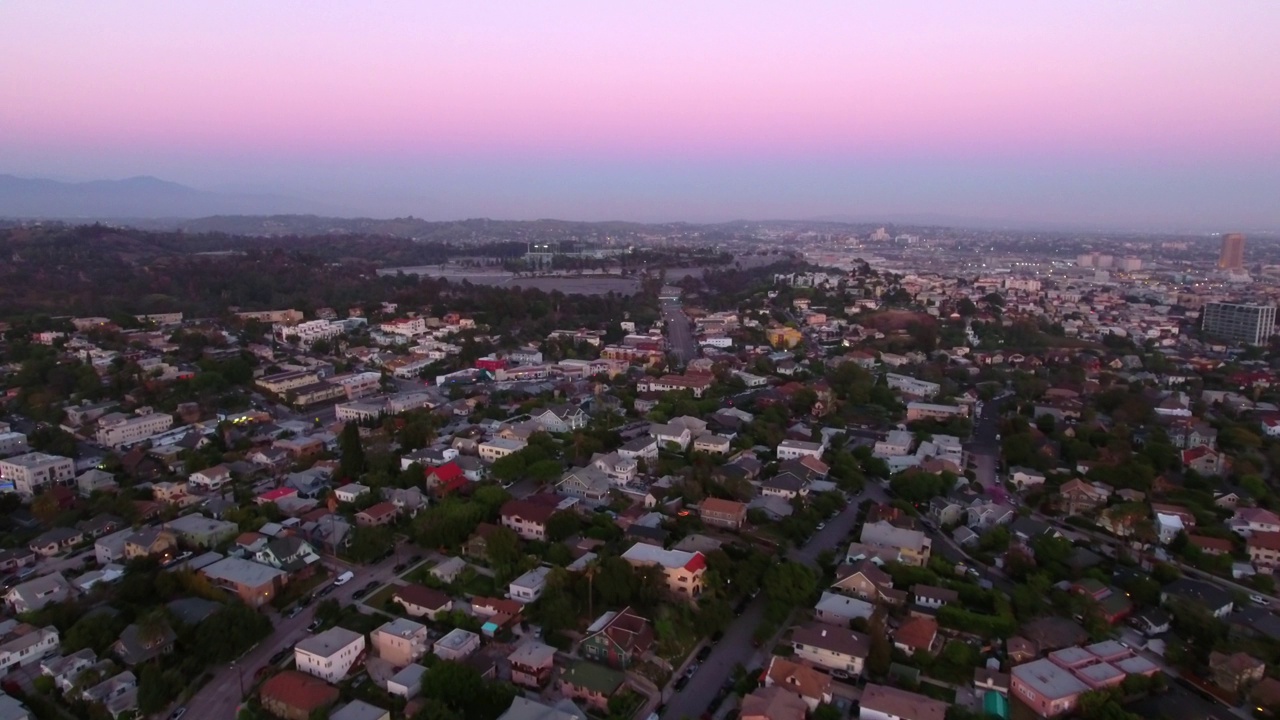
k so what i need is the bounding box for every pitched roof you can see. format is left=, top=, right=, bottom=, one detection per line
left=791, top=622, right=870, bottom=658
left=895, top=616, right=938, bottom=652
left=260, top=670, right=339, bottom=713
left=860, top=683, right=947, bottom=720
left=393, top=583, right=452, bottom=610
left=765, top=656, right=831, bottom=702
left=740, top=685, right=807, bottom=720
left=501, top=499, right=559, bottom=525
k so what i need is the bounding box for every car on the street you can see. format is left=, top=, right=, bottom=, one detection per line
left=673, top=674, right=691, bottom=691
left=353, top=580, right=380, bottom=599
left=1251, top=593, right=1270, bottom=606
left=307, top=618, right=323, bottom=632
left=170, top=708, right=186, bottom=720
left=316, top=584, right=335, bottom=598
left=696, top=645, right=712, bottom=662
left=394, top=563, right=407, bottom=573
left=269, top=649, right=290, bottom=665
left=286, top=605, right=304, bottom=619
left=816, top=522, right=826, bottom=531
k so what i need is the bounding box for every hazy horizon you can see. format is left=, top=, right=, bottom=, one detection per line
left=3, top=2, right=1279, bottom=230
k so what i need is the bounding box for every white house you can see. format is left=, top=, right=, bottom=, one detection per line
left=777, top=439, right=824, bottom=461
left=479, top=439, right=526, bottom=464
left=334, top=483, right=370, bottom=504
left=187, top=465, right=232, bottom=492
left=295, top=627, right=366, bottom=683
left=509, top=566, right=551, bottom=604
left=650, top=424, right=692, bottom=452
left=873, top=431, right=915, bottom=458
left=434, top=628, right=480, bottom=661
left=886, top=374, right=940, bottom=399
left=1008, top=467, right=1046, bottom=490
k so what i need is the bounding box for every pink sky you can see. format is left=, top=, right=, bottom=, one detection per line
left=2, top=2, right=1278, bottom=226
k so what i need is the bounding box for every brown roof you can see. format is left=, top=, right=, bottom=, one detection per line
left=1254, top=677, right=1280, bottom=708
left=700, top=498, right=746, bottom=517
left=1250, top=531, right=1280, bottom=551
left=894, top=616, right=938, bottom=652
left=765, top=656, right=831, bottom=702
left=861, top=683, right=946, bottom=720
left=912, top=584, right=960, bottom=604
left=791, top=622, right=870, bottom=658
left=500, top=499, right=558, bottom=525
left=1211, top=651, right=1264, bottom=675
left=834, top=560, right=892, bottom=588
left=740, top=685, right=808, bottom=720
left=393, top=583, right=452, bottom=611
left=260, top=670, right=339, bottom=713
left=590, top=606, right=654, bottom=656
left=357, top=501, right=398, bottom=519
left=1189, top=535, right=1233, bottom=553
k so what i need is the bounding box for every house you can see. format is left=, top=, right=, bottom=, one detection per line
left=199, top=557, right=287, bottom=607
left=386, top=664, right=427, bottom=699
left=355, top=501, right=399, bottom=527
left=790, top=622, right=869, bottom=676
left=831, top=561, right=894, bottom=602
left=254, top=536, right=322, bottom=576
left=858, top=521, right=931, bottom=566
left=41, top=648, right=97, bottom=694
left=1070, top=579, right=1132, bottom=625
left=508, top=641, right=557, bottom=689
left=621, top=545, right=706, bottom=599
left=699, top=498, right=747, bottom=530
left=296, top=627, right=366, bottom=683
left=464, top=523, right=501, bottom=560
left=894, top=616, right=938, bottom=656
left=392, top=584, right=453, bottom=620
left=433, top=628, right=480, bottom=661
left=470, top=596, right=524, bottom=635
left=501, top=499, right=558, bottom=541
left=693, top=435, right=731, bottom=455
left=815, top=591, right=874, bottom=626
left=509, top=566, right=551, bottom=604
left=334, top=483, right=370, bottom=504
left=1130, top=608, right=1171, bottom=636
left=912, top=585, right=958, bottom=609
left=371, top=618, right=429, bottom=666
left=1009, top=467, right=1047, bottom=490
left=777, top=439, right=823, bottom=461
left=1162, top=578, right=1234, bottom=618
left=425, top=462, right=466, bottom=494
left=5, top=573, right=70, bottom=613
left=740, top=685, right=808, bottom=720
left=188, top=465, right=232, bottom=492
left=860, top=683, right=947, bottom=720
left=429, top=556, right=466, bottom=584
left=123, top=528, right=177, bottom=560
left=557, top=466, right=613, bottom=507
left=1183, top=445, right=1227, bottom=476
left=763, top=656, right=832, bottom=711
left=531, top=405, right=588, bottom=434
left=331, top=700, right=390, bottom=720
left=650, top=423, right=692, bottom=451
left=76, top=468, right=118, bottom=497
left=478, top=438, right=527, bottom=464
left=81, top=671, right=138, bottom=715
left=259, top=670, right=340, bottom=720
left=112, top=622, right=176, bottom=667
left=581, top=607, right=654, bottom=670
left=1058, top=478, right=1111, bottom=516
left=1231, top=507, right=1280, bottom=537
left=590, top=452, right=637, bottom=484
left=164, top=513, right=239, bottom=547
left=1209, top=651, right=1265, bottom=693
left=496, top=698, right=585, bottom=720
left=0, top=624, right=59, bottom=673
left=28, top=528, right=83, bottom=557
left=617, top=435, right=658, bottom=462
left=1247, top=531, right=1280, bottom=572
left=559, top=661, right=625, bottom=712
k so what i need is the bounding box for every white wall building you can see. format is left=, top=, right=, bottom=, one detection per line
left=94, top=411, right=174, bottom=449
left=0, top=453, right=75, bottom=496
left=295, top=628, right=366, bottom=683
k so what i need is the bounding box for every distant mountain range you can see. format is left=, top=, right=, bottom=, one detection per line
left=0, top=174, right=333, bottom=219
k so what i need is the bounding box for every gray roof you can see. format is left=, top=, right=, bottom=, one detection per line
left=497, top=697, right=585, bottom=720
left=1011, top=658, right=1089, bottom=700
left=330, top=700, right=388, bottom=720
left=200, top=557, right=286, bottom=588
left=296, top=627, right=363, bottom=657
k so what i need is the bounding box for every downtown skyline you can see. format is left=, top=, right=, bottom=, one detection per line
left=2, top=1, right=1279, bottom=230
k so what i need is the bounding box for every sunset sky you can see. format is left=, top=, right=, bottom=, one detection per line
left=2, top=1, right=1278, bottom=228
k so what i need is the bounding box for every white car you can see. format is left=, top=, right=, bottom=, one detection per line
left=1250, top=593, right=1269, bottom=606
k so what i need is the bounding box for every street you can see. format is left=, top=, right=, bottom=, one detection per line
left=183, top=550, right=410, bottom=720
left=662, top=301, right=698, bottom=368
left=661, top=482, right=877, bottom=720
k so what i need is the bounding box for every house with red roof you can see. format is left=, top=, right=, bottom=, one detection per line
left=425, top=462, right=467, bottom=496
left=257, top=487, right=298, bottom=506
left=355, top=501, right=399, bottom=527
left=621, top=544, right=706, bottom=600
left=1182, top=445, right=1226, bottom=476
left=259, top=670, right=339, bottom=720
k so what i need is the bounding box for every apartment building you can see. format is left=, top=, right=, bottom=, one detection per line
left=371, top=618, right=429, bottom=666
left=637, top=374, right=714, bottom=398
left=777, top=439, right=824, bottom=461
left=1202, top=302, right=1277, bottom=346
left=905, top=402, right=969, bottom=422
left=295, top=627, right=366, bottom=683
left=699, top=498, right=747, bottom=529
left=330, top=372, right=382, bottom=400
left=95, top=411, right=174, bottom=449
left=479, top=438, right=527, bottom=463
left=886, top=373, right=941, bottom=399
left=0, top=452, right=75, bottom=496
left=273, top=319, right=343, bottom=346
left=256, top=370, right=322, bottom=396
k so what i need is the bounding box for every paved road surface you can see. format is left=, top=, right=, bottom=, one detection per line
left=662, top=301, right=698, bottom=368
left=662, top=483, right=881, bottom=720
left=184, top=551, right=408, bottom=720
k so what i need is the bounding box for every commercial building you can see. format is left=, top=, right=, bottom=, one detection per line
left=0, top=452, right=75, bottom=496
left=1218, top=233, right=1245, bottom=270
left=1010, top=642, right=1158, bottom=717
left=1202, top=302, right=1276, bottom=346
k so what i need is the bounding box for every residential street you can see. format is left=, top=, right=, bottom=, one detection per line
left=662, top=301, right=698, bottom=368
left=183, top=551, right=408, bottom=720
left=660, top=482, right=880, bottom=720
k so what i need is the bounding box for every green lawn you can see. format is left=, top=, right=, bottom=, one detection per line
left=364, top=582, right=401, bottom=611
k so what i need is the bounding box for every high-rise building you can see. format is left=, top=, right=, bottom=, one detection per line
left=1118, top=257, right=1142, bottom=272
left=1218, top=233, right=1245, bottom=270
left=1202, top=302, right=1275, bottom=345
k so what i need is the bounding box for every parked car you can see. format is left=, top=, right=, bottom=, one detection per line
left=286, top=605, right=304, bottom=619
left=170, top=708, right=186, bottom=720
left=333, top=571, right=355, bottom=586
left=696, top=645, right=712, bottom=662
left=307, top=618, right=323, bottom=632
left=1251, top=593, right=1270, bottom=606
left=269, top=649, right=290, bottom=665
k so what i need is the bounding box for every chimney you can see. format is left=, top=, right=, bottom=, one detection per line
left=821, top=629, right=827, bottom=637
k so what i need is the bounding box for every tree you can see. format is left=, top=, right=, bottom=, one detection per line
left=546, top=510, right=582, bottom=542
left=762, top=561, right=817, bottom=622
left=30, top=490, right=61, bottom=525
left=485, top=527, right=523, bottom=580
left=338, top=422, right=365, bottom=480
left=867, top=614, right=892, bottom=676
left=346, top=525, right=393, bottom=564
